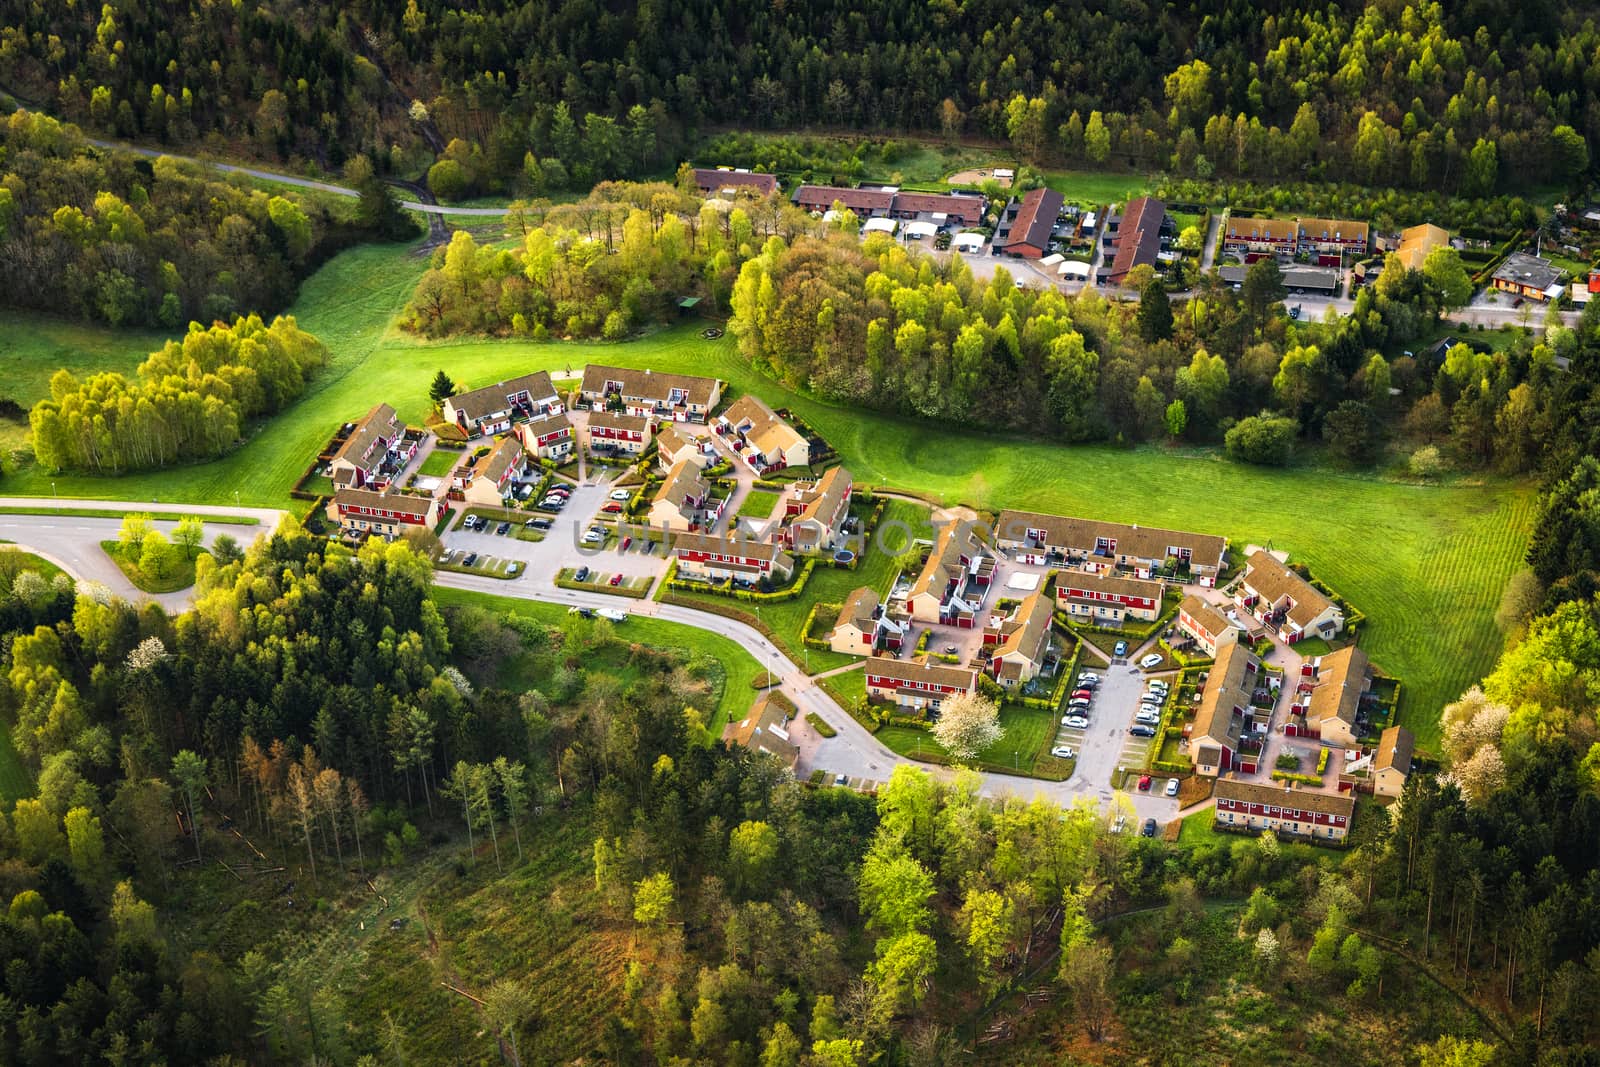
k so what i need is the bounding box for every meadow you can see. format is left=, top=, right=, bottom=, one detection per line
left=1, top=240, right=1535, bottom=743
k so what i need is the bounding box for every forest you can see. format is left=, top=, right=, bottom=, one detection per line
left=0, top=110, right=402, bottom=328
left=1, top=1, right=1596, bottom=197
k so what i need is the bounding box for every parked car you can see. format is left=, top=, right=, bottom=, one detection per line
left=1072, top=688, right=1094, bottom=701
left=567, top=606, right=595, bottom=618
left=1139, top=653, right=1165, bottom=669
left=1165, top=778, right=1180, bottom=797
left=1067, top=698, right=1091, bottom=710
left=620, top=536, right=633, bottom=551
left=597, top=608, right=627, bottom=622
left=607, top=573, right=621, bottom=586
left=507, top=562, right=520, bottom=577
left=1113, top=641, right=1128, bottom=657
left=1110, top=816, right=1128, bottom=834
left=1061, top=714, right=1090, bottom=729
left=1135, top=711, right=1161, bottom=725
left=1129, top=724, right=1156, bottom=737
left=462, top=553, right=478, bottom=567
left=1051, top=745, right=1076, bottom=759
left=1137, top=774, right=1152, bottom=791
left=833, top=773, right=849, bottom=787
left=496, top=521, right=511, bottom=535
left=575, top=566, right=590, bottom=582
left=602, top=502, right=624, bottom=514
left=581, top=530, right=603, bottom=545
left=1077, top=673, right=1099, bottom=686
left=1141, top=818, right=1158, bottom=838
left=609, top=489, right=631, bottom=501
left=1147, top=680, right=1169, bottom=693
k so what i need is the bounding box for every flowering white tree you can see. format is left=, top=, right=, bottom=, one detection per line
left=931, top=691, right=1003, bottom=762
left=125, top=637, right=170, bottom=672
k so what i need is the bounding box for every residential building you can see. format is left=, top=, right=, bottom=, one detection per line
left=650, top=459, right=711, bottom=531
left=1190, top=641, right=1263, bottom=777
left=655, top=422, right=707, bottom=471
left=717, top=394, right=810, bottom=471
left=1372, top=725, right=1415, bottom=799
left=1491, top=252, right=1565, bottom=302
left=1054, top=572, right=1164, bottom=623
left=907, top=521, right=997, bottom=627
left=995, top=187, right=1066, bottom=258
left=888, top=191, right=985, bottom=227
left=996, top=509, right=1227, bottom=582
left=673, top=532, right=794, bottom=583
left=1222, top=216, right=1296, bottom=259
left=864, top=656, right=980, bottom=713
left=327, top=487, right=439, bottom=540
left=1176, top=595, right=1242, bottom=657
left=829, top=586, right=908, bottom=655
left=1218, top=263, right=1341, bottom=296
left=1297, top=217, right=1369, bottom=263
left=580, top=364, right=723, bottom=421
left=1213, top=777, right=1356, bottom=843
left=721, top=693, right=799, bottom=769
left=442, top=372, right=562, bottom=437
left=517, top=411, right=573, bottom=462
left=985, top=589, right=1055, bottom=688
left=1391, top=223, right=1450, bottom=271
left=455, top=435, right=526, bottom=506
left=792, top=185, right=895, bottom=217
left=1103, top=196, right=1167, bottom=285
left=783, top=466, right=853, bottom=552
left=587, top=411, right=654, bottom=455
left=693, top=168, right=778, bottom=199
left=328, top=403, right=413, bottom=490
left=1237, top=550, right=1344, bottom=643
left=1294, top=645, right=1371, bottom=746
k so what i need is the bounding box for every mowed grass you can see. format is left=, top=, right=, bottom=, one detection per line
left=736, top=488, right=782, bottom=521
left=1, top=312, right=169, bottom=407
left=0, top=241, right=1533, bottom=744
left=1043, top=169, right=1153, bottom=206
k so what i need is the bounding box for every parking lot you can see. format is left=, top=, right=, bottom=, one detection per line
left=1051, top=661, right=1164, bottom=785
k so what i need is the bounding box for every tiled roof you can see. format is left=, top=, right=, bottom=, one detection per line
left=1304, top=645, right=1369, bottom=731
left=839, top=585, right=880, bottom=628
left=910, top=521, right=993, bottom=603
left=793, top=185, right=895, bottom=213
left=994, top=589, right=1053, bottom=663
left=331, top=403, right=402, bottom=468
left=1242, top=550, right=1334, bottom=629
left=1192, top=641, right=1258, bottom=752
left=999, top=187, right=1065, bottom=252
left=1055, top=571, right=1165, bottom=600
left=796, top=466, right=851, bottom=528
left=891, top=191, right=984, bottom=223
left=1374, top=725, right=1414, bottom=773
left=587, top=411, right=651, bottom=434
left=1298, top=217, right=1369, bottom=244
left=674, top=531, right=792, bottom=568
left=865, top=655, right=978, bottom=690
left=446, top=372, right=557, bottom=424
left=1179, top=594, right=1235, bottom=638
left=1225, top=216, right=1296, bottom=242
left=582, top=364, right=720, bottom=408
left=996, top=509, right=1226, bottom=568
left=693, top=169, right=778, bottom=196
left=1215, top=776, right=1356, bottom=818
left=654, top=459, right=707, bottom=510
left=1109, top=196, right=1165, bottom=280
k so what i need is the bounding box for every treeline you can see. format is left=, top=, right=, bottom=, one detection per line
left=3, top=1, right=1596, bottom=196
left=29, top=314, right=327, bottom=473
left=0, top=110, right=389, bottom=328
left=402, top=181, right=812, bottom=338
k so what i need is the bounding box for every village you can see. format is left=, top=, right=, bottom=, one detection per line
left=309, top=358, right=1415, bottom=846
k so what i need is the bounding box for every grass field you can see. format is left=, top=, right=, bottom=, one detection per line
left=1044, top=169, right=1154, bottom=206
left=417, top=448, right=462, bottom=477
left=736, top=488, right=782, bottom=521
left=0, top=547, right=66, bottom=583
left=431, top=586, right=764, bottom=732
left=0, top=240, right=1533, bottom=745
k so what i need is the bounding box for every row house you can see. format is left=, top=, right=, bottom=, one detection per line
left=1175, top=594, right=1242, bottom=658
left=1214, top=777, right=1355, bottom=843
left=888, top=191, right=986, bottom=228
left=580, top=364, right=723, bottom=422
left=1102, top=196, right=1168, bottom=286
left=1292, top=645, right=1370, bottom=746
left=328, top=403, right=413, bottom=491
left=1222, top=216, right=1296, bottom=260
left=327, top=487, right=439, bottom=540
left=693, top=168, right=779, bottom=199
left=1237, top=550, right=1344, bottom=643
left=783, top=466, right=853, bottom=552
left=442, top=371, right=562, bottom=438
left=655, top=422, right=709, bottom=472
left=455, top=435, right=526, bottom=507
left=907, top=521, right=997, bottom=627
left=994, top=187, right=1066, bottom=258
left=996, top=509, right=1227, bottom=583
left=587, top=411, right=654, bottom=455
left=717, top=394, right=810, bottom=472
left=650, top=459, right=712, bottom=532
left=673, top=531, right=794, bottom=583
left=1190, top=641, right=1264, bottom=778
left=829, top=586, right=908, bottom=656
left=792, top=185, right=895, bottom=218
left=721, top=693, right=799, bottom=769
left=517, top=411, right=573, bottom=462
left=1297, top=217, right=1369, bottom=263
left=864, top=655, right=980, bottom=714
left=1055, top=572, right=1164, bottom=624
left=985, top=589, right=1055, bottom=688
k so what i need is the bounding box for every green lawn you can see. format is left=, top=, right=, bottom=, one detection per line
left=0, top=547, right=66, bottom=583
left=1, top=311, right=169, bottom=408
left=101, top=541, right=210, bottom=593
left=0, top=239, right=1533, bottom=746
left=877, top=702, right=1062, bottom=778
left=1043, top=169, right=1153, bottom=206
left=417, top=448, right=462, bottom=477
left=736, top=488, right=782, bottom=521
left=431, top=586, right=764, bottom=733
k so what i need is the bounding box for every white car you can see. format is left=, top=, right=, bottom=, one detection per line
left=1051, top=745, right=1076, bottom=759
left=597, top=608, right=628, bottom=622
left=1135, top=711, right=1160, bottom=725
left=1139, top=653, right=1166, bottom=669
left=581, top=531, right=604, bottom=545
left=1061, top=714, right=1090, bottom=729
left=1077, top=673, right=1100, bottom=686
left=1165, top=778, right=1180, bottom=797
left=609, top=489, right=631, bottom=501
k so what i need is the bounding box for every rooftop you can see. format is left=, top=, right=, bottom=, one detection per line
left=1493, top=252, right=1563, bottom=291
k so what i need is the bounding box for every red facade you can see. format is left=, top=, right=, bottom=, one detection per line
left=676, top=548, right=772, bottom=573
left=1215, top=796, right=1347, bottom=829
left=1058, top=584, right=1158, bottom=611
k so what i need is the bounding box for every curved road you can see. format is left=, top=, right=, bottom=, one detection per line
left=89, top=139, right=510, bottom=217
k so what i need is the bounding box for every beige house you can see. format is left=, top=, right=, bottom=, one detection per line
left=581, top=364, right=723, bottom=421
left=1372, top=725, right=1415, bottom=799
left=455, top=435, right=526, bottom=507
left=907, top=521, right=997, bottom=627
left=587, top=410, right=654, bottom=455
left=649, top=459, right=710, bottom=531
left=1213, top=777, right=1355, bottom=843
left=1237, top=550, right=1344, bottom=644
left=718, top=394, right=810, bottom=472
left=995, top=509, right=1227, bottom=582
left=985, top=589, right=1055, bottom=688
left=722, top=693, right=799, bottom=769
left=830, top=586, right=907, bottom=656
left=1176, top=595, right=1242, bottom=657
left=1190, top=642, right=1262, bottom=778
left=784, top=466, right=853, bottom=552
left=1295, top=645, right=1370, bottom=746
left=673, top=532, right=794, bottom=583
left=328, top=488, right=439, bottom=540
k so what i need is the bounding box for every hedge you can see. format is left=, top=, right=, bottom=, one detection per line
left=665, top=557, right=819, bottom=602
left=1316, top=747, right=1330, bottom=774
left=1157, top=638, right=1213, bottom=669
left=1270, top=770, right=1324, bottom=786
left=805, top=712, right=836, bottom=738
left=1151, top=760, right=1192, bottom=776
left=801, top=601, right=843, bottom=651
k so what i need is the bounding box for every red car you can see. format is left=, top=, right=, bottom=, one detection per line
left=620, top=536, right=633, bottom=552
left=1137, top=774, right=1152, bottom=791
left=609, top=573, right=623, bottom=586
left=602, top=502, right=623, bottom=514
left=1072, top=689, right=1093, bottom=701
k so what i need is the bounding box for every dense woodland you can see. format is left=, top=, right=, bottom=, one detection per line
left=2, top=2, right=1598, bottom=197
left=0, top=110, right=406, bottom=328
